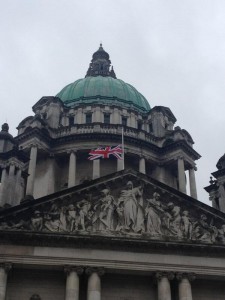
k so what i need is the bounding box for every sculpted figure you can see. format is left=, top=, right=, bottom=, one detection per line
left=66, top=204, right=78, bottom=232
left=192, top=214, right=218, bottom=243
left=218, top=224, right=225, bottom=243
left=180, top=210, right=192, bottom=239
left=145, top=192, right=163, bottom=235
left=163, top=202, right=181, bottom=236
left=118, top=181, right=143, bottom=232
left=77, top=199, right=92, bottom=231
left=44, top=203, right=61, bottom=232
left=115, top=201, right=125, bottom=232
left=30, top=211, right=43, bottom=231
left=97, top=189, right=115, bottom=231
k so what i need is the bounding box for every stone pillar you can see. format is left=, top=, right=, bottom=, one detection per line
left=15, top=168, right=23, bottom=206
left=26, top=145, right=38, bottom=196
left=93, top=160, right=100, bottom=180
left=0, top=263, right=12, bottom=300
left=177, top=273, right=195, bottom=300
left=117, top=159, right=124, bottom=171
left=189, top=168, right=197, bottom=199
left=68, top=151, right=76, bottom=188
left=139, top=157, right=146, bottom=174
left=64, top=266, right=83, bottom=300
left=86, top=267, right=104, bottom=300
left=8, top=164, right=16, bottom=206
left=155, top=272, right=174, bottom=300
left=178, top=157, right=186, bottom=194
left=0, top=168, right=7, bottom=207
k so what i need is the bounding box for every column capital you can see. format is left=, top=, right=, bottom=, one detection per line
left=67, top=149, right=77, bottom=155
left=29, top=143, right=39, bottom=149
left=155, top=271, right=174, bottom=281
left=85, top=267, right=105, bottom=277
left=0, top=262, right=12, bottom=273
left=176, top=272, right=196, bottom=282
left=64, top=265, right=84, bottom=276
left=177, top=155, right=184, bottom=160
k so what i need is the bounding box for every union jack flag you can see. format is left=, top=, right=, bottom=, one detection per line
left=88, top=145, right=123, bottom=160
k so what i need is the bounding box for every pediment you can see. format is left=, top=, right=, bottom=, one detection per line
left=0, top=170, right=225, bottom=247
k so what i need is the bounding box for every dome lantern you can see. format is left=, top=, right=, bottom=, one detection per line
left=85, top=43, right=116, bottom=79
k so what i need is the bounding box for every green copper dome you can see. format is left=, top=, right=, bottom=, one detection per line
left=56, top=45, right=151, bottom=112
left=56, top=76, right=151, bottom=112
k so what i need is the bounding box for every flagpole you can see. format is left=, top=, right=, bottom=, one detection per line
left=122, top=126, right=125, bottom=170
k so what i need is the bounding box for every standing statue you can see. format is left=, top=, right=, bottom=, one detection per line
left=145, top=192, right=163, bottom=236
left=98, top=189, right=115, bottom=231
left=180, top=210, right=192, bottom=239
left=118, top=181, right=143, bottom=232
left=66, top=204, right=77, bottom=232
left=76, top=199, right=92, bottom=231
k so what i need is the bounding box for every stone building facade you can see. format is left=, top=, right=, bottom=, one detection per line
left=0, top=45, right=225, bottom=300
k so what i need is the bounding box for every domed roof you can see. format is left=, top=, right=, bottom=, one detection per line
left=56, top=76, right=151, bottom=112
left=56, top=45, right=151, bottom=112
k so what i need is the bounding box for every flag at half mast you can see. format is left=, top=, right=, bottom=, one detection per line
left=88, top=145, right=123, bottom=160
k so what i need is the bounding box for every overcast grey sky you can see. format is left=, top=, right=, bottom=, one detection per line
left=1, top=0, right=225, bottom=204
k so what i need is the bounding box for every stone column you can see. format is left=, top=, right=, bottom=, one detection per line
left=189, top=168, right=197, bottom=199
left=15, top=168, right=23, bottom=206
left=86, top=267, right=104, bottom=300
left=68, top=151, right=77, bottom=188
left=0, top=168, right=7, bottom=207
left=178, top=157, right=186, bottom=194
left=64, top=266, right=83, bottom=300
left=26, top=145, right=38, bottom=196
left=139, top=157, right=146, bottom=174
left=93, top=160, right=100, bottom=180
left=0, top=263, right=12, bottom=300
left=8, top=164, right=16, bottom=206
left=176, top=273, right=195, bottom=300
left=155, top=272, right=174, bottom=300
left=117, top=159, right=124, bottom=171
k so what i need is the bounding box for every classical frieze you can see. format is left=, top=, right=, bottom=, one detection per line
left=0, top=173, right=224, bottom=245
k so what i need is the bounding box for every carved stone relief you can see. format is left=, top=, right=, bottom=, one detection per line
left=0, top=178, right=224, bottom=245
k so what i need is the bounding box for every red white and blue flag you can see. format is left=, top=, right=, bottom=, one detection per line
left=88, top=145, right=123, bottom=160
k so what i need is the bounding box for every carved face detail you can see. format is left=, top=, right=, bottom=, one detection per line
left=153, top=192, right=160, bottom=200
left=126, top=181, right=133, bottom=190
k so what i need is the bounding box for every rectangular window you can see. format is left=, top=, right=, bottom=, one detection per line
left=149, top=123, right=153, bottom=133
left=122, top=117, right=127, bottom=126
left=104, top=114, right=110, bottom=124
left=86, top=113, right=92, bottom=123
left=69, top=116, right=74, bottom=126
left=137, top=121, right=142, bottom=131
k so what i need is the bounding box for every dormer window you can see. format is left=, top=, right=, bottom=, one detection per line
left=86, top=113, right=92, bottom=124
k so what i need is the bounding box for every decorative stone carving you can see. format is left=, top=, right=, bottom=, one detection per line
left=0, top=263, right=12, bottom=273
left=155, top=271, right=174, bottom=281
left=64, top=266, right=84, bottom=276
left=86, top=267, right=105, bottom=277
left=176, top=273, right=196, bottom=282
left=0, top=176, right=225, bottom=245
